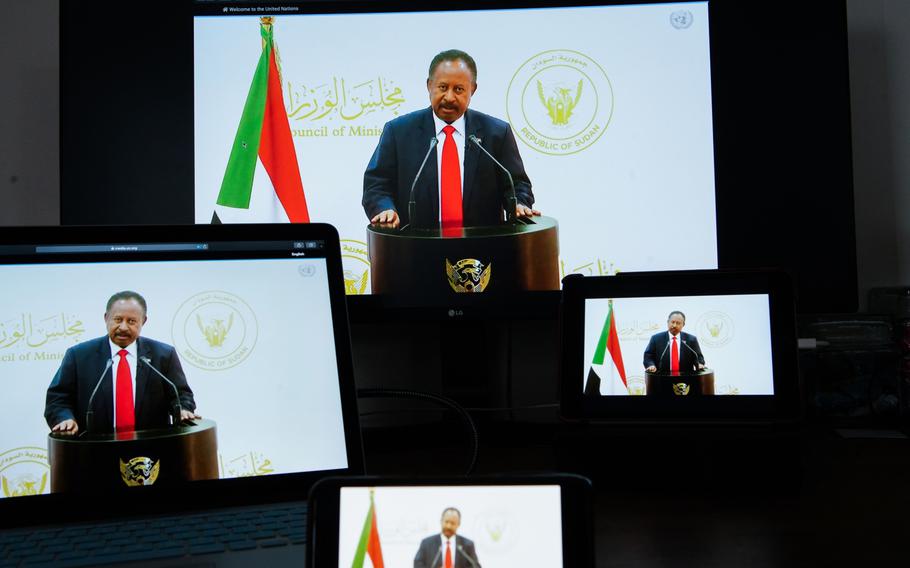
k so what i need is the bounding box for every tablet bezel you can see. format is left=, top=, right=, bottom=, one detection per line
left=559, top=269, right=802, bottom=424
left=307, top=474, right=595, bottom=568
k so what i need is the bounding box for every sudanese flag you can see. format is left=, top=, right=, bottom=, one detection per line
left=213, top=17, right=310, bottom=223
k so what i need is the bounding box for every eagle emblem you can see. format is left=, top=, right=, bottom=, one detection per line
left=120, top=457, right=160, bottom=486
left=446, top=258, right=492, bottom=293
left=538, top=79, right=583, bottom=126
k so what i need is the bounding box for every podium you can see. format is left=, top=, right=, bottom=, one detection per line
left=645, top=369, right=715, bottom=396
left=48, top=419, right=219, bottom=492
left=367, top=216, right=559, bottom=295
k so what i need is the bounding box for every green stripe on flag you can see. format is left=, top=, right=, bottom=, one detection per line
left=351, top=499, right=373, bottom=568
left=216, top=25, right=272, bottom=208
left=592, top=304, right=613, bottom=365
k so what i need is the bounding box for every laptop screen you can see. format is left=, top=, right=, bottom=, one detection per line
left=0, top=226, right=356, bottom=500
left=338, top=485, right=564, bottom=568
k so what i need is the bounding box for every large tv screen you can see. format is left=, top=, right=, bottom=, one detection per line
left=193, top=2, right=717, bottom=295
left=60, top=0, right=856, bottom=313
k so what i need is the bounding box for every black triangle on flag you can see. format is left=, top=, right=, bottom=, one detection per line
left=584, top=367, right=602, bottom=396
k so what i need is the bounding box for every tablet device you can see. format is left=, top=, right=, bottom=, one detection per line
left=560, top=270, right=801, bottom=423
left=307, top=474, right=594, bottom=568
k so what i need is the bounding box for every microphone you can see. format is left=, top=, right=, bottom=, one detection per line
left=468, top=134, right=520, bottom=225
left=681, top=340, right=704, bottom=371
left=84, top=358, right=113, bottom=434
left=139, top=356, right=184, bottom=426
left=656, top=340, right=671, bottom=372
left=404, top=136, right=439, bottom=231
left=429, top=545, right=442, bottom=568
left=457, top=544, right=481, bottom=568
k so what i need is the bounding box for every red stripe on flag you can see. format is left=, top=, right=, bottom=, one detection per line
left=607, top=310, right=627, bottom=386
left=367, top=505, right=384, bottom=567
left=259, top=48, right=310, bottom=223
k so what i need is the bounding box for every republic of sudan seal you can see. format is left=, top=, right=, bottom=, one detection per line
left=0, top=447, right=49, bottom=498
left=695, top=310, right=735, bottom=348
left=172, top=291, right=258, bottom=371
left=507, top=49, right=613, bottom=156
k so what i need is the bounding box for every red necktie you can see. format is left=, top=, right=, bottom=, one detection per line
left=670, top=336, right=679, bottom=376
left=116, top=349, right=135, bottom=431
left=444, top=539, right=452, bottom=568
left=440, top=125, right=462, bottom=234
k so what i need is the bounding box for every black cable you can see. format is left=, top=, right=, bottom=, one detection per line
left=356, top=388, right=479, bottom=475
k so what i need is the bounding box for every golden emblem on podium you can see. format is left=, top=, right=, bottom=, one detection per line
left=446, top=258, right=491, bottom=293
left=120, top=457, right=160, bottom=486
left=672, top=382, right=690, bottom=396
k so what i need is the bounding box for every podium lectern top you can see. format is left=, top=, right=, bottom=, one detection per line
left=49, top=418, right=216, bottom=445
left=367, top=215, right=558, bottom=241
left=645, top=368, right=714, bottom=378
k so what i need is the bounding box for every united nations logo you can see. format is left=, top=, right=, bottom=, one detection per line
left=670, top=10, right=694, bottom=30
left=695, top=311, right=735, bottom=348
left=0, top=447, right=49, bottom=499
left=120, top=457, right=160, bottom=486
left=672, top=382, right=691, bottom=396
left=172, top=291, right=258, bottom=371
left=446, top=258, right=491, bottom=293
left=507, top=50, right=613, bottom=156
left=341, top=239, right=371, bottom=295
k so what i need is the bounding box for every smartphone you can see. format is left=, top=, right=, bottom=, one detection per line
left=307, top=474, right=594, bottom=568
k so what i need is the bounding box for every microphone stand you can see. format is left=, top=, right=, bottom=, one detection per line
left=402, top=137, right=438, bottom=232
left=84, top=358, right=113, bottom=435
left=468, top=134, right=520, bottom=225
left=139, top=356, right=183, bottom=426
left=681, top=340, right=704, bottom=372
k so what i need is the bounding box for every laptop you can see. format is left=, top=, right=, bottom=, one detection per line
left=0, top=223, right=364, bottom=567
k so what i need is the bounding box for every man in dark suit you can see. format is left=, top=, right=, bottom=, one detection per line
left=364, top=49, right=540, bottom=229
left=414, top=507, right=480, bottom=568
left=45, top=290, right=199, bottom=435
left=643, top=310, right=706, bottom=375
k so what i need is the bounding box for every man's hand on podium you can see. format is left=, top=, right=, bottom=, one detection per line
left=646, top=365, right=657, bottom=373
left=52, top=419, right=79, bottom=435
left=371, top=209, right=400, bottom=229
left=180, top=409, right=202, bottom=424
left=516, top=204, right=541, bottom=218
left=697, top=363, right=705, bottom=370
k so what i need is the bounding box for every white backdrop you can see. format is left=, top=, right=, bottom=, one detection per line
left=0, top=258, right=348, bottom=497
left=194, top=2, right=716, bottom=292
left=338, top=485, right=563, bottom=568
left=583, top=294, right=774, bottom=395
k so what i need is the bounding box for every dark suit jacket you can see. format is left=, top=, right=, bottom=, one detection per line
left=45, top=336, right=196, bottom=432
left=414, top=534, right=479, bottom=568
left=642, top=331, right=705, bottom=374
left=363, top=107, right=534, bottom=228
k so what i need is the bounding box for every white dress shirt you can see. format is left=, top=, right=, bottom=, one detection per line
left=433, top=113, right=467, bottom=222
left=109, top=339, right=137, bottom=429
